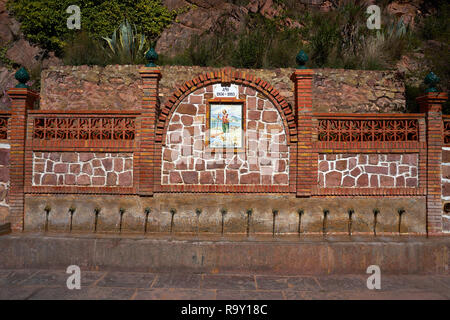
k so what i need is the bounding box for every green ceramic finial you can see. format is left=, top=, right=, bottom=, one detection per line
left=145, top=47, right=158, bottom=67
left=424, top=72, right=440, bottom=93
left=15, top=67, right=30, bottom=88
left=296, top=50, right=308, bottom=69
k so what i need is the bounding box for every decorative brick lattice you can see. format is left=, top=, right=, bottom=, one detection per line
left=162, top=85, right=289, bottom=185
left=0, top=116, right=9, bottom=139
left=33, top=117, right=136, bottom=141
left=318, top=154, right=418, bottom=188
left=32, top=152, right=133, bottom=187
left=317, top=119, right=419, bottom=142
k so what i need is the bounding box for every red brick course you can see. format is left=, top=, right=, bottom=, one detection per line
left=418, top=93, right=448, bottom=234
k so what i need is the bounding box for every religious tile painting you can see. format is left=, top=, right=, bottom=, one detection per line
left=206, top=101, right=245, bottom=152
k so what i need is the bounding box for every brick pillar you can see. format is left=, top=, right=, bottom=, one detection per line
left=138, top=68, right=161, bottom=195
left=7, top=88, right=39, bottom=231
left=291, top=69, right=314, bottom=197
left=418, top=92, right=448, bottom=235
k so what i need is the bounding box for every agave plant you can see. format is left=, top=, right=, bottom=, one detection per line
left=102, top=19, right=148, bottom=64
left=376, top=17, right=408, bottom=42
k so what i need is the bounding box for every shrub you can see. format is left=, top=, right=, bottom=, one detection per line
left=421, top=1, right=450, bottom=42
left=102, top=20, right=148, bottom=65
left=63, top=32, right=108, bottom=66
left=7, top=0, right=177, bottom=53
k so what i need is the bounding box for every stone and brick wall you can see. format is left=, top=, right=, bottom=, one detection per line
left=0, top=145, right=9, bottom=224
left=40, top=66, right=405, bottom=113
left=3, top=67, right=447, bottom=236
left=162, top=84, right=289, bottom=185
left=32, top=152, right=133, bottom=187
left=318, top=154, right=419, bottom=188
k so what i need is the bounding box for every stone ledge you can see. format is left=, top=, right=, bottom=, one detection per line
left=0, top=233, right=448, bottom=275
left=0, top=222, right=10, bottom=235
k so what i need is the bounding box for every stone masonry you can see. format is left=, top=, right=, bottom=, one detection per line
left=32, top=152, right=133, bottom=187
left=39, top=66, right=405, bottom=113
left=162, top=84, right=289, bottom=185
left=318, top=154, right=419, bottom=188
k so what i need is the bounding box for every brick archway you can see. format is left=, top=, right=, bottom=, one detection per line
left=155, top=68, right=297, bottom=144
left=153, top=68, right=298, bottom=192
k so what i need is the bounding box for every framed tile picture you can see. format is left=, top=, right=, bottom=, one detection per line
left=206, top=99, right=246, bottom=153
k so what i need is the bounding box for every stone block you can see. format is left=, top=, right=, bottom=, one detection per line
left=79, top=153, right=95, bottom=162
left=325, top=171, right=342, bottom=187
left=61, top=153, right=78, bottom=162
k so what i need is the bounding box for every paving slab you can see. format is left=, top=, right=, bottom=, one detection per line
left=285, top=277, right=321, bottom=291
left=315, top=275, right=367, bottom=291
left=97, top=272, right=156, bottom=289
left=255, top=276, right=289, bottom=290
left=216, top=289, right=283, bottom=300
left=0, top=269, right=448, bottom=300
left=27, top=286, right=136, bottom=300
left=152, top=273, right=202, bottom=289
left=19, top=270, right=105, bottom=287
left=0, top=270, right=38, bottom=287
left=285, top=289, right=447, bottom=300
left=134, top=288, right=216, bottom=300
left=0, top=286, right=41, bottom=300
left=201, top=275, right=256, bottom=290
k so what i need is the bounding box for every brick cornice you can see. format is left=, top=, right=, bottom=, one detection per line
left=139, top=67, right=162, bottom=79
left=290, top=69, right=314, bottom=82
left=417, top=92, right=448, bottom=113
left=7, top=88, right=39, bottom=106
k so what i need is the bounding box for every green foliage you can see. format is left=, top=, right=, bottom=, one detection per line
left=7, top=0, right=177, bottom=53
left=102, top=20, right=148, bottom=65
left=309, top=15, right=339, bottom=67
left=405, top=84, right=423, bottom=113
left=232, top=28, right=268, bottom=69
left=419, top=1, right=449, bottom=106
left=421, top=1, right=450, bottom=42
left=160, top=14, right=303, bottom=69
left=0, top=43, right=14, bottom=70
left=62, top=32, right=108, bottom=66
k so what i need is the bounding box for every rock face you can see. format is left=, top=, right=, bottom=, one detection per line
left=157, top=0, right=248, bottom=55
left=0, top=0, right=62, bottom=105
left=40, top=65, right=406, bottom=113
left=157, top=0, right=308, bottom=56
left=157, top=0, right=432, bottom=56
left=387, top=0, right=422, bottom=27
left=0, top=0, right=21, bottom=46
left=0, top=67, right=15, bottom=110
